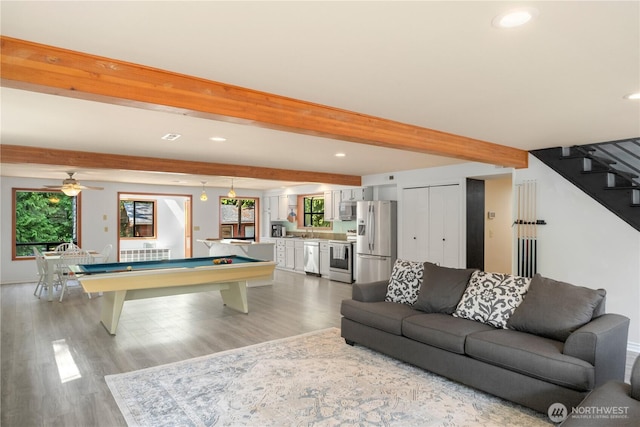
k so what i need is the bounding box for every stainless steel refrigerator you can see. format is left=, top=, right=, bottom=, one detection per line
left=355, top=200, right=397, bottom=283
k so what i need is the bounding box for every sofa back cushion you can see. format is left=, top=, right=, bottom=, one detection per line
left=385, top=259, right=424, bottom=305
left=413, top=262, right=476, bottom=314
left=453, top=271, right=531, bottom=328
left=506, top=274, right=606, bottom=342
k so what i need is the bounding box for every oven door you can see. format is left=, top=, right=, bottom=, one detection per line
left=329, top=242, right=353, bottom=283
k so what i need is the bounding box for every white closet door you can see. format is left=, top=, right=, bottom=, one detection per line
left=401, top=187, right=429, bottom=262
left=427, top=185, right=460, bottom=268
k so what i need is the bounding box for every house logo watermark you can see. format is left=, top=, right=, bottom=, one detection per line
left=548, top=402, right=630, bottom=423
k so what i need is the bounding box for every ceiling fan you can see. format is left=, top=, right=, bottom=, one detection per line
left=44, top=172, right=104, bottom=196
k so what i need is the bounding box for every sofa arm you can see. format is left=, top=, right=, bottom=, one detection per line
left=352, top=281, right=388, bottom=302
left=563, top=313, right=630, bottom=386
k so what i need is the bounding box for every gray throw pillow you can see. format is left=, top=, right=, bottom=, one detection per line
left=413, top=262, right=476, bottom=314
left=507, top=274, right=606, bottom=342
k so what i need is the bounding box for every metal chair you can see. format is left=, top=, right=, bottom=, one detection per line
left=56, top=249, right=94, bottom=302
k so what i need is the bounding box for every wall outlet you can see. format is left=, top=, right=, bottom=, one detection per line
left=194, top=226, right=200, bottom=231
left=104, top=226, right=108, bottom=232
left=103, top=214, right=108, bottom=220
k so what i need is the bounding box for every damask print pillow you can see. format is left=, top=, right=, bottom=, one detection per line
left=452, top=271, right=531, bottom=328
left=385, top=259, right=424, bottom=305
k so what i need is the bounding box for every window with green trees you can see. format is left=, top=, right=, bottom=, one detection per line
left=13, top=189, right=80, bottom=258
left=303, top=196, right=330, bottom=227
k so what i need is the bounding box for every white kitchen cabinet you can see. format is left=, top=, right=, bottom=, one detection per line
left=320, top=241, right=330, bottom=277
left=401, top=184, right=460, bottom=268
left=323, top=190, right=342, bottom=222
left=294, top=240, right=305, bottom=273
left=324, top=190, right=342, bottom=221
left=285, top=239, right=296, bottom=270
left=341, top=187, right=373, bottom=202
left=275, top=238, right=286, bottom=269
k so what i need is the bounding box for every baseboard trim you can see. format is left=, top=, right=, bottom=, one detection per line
left=628, top=341, right=640, bottom=354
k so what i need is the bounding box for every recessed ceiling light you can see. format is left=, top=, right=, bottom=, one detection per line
left=209, top=136, right=227, bottom=142
left=335, top=153, right=346, bottom=157
left=624, top=92, right=640, bottom=100
left=492, top=8, right=538, bottom=29
left=161, top=133, right=182, bottom=141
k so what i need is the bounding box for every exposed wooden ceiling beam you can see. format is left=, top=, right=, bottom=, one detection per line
left=0, top=145, right=362, bottom=186
left=0, top=36, right=528, bottom=169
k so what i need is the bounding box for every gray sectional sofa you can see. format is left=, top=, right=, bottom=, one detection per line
left=340, top=261, right=630, bottom=415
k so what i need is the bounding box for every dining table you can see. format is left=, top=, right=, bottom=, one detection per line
left=42, top=251, right=102, bottom=301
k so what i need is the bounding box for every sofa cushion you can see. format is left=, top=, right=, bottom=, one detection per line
left=403, top=313, right=495, bottom=354
left=413, top=262, right=476, bottom=314
left=507, top=274, right=607, bottom=342
left=385, top=259, right=424, bottom=305
left=466, top=329, right=595, bottom=391
left=452, top=271, right=531, bottom=328
left=340, top=299, right=418, bottom=336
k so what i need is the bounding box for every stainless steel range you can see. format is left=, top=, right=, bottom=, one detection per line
left=328, top=240, right=353, bottom=283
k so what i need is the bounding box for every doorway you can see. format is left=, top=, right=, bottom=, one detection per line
left=466, top=175, right=513, bottom=273
left=118, top=192, right=192, bottom=261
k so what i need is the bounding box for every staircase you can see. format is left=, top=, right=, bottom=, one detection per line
left=530, top=137, right=640, bottom=232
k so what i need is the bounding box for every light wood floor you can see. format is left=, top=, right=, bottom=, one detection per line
left=2, top=271, right=638, bottom=426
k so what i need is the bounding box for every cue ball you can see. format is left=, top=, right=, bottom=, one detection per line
left=126, top=266, right=132, bottom=271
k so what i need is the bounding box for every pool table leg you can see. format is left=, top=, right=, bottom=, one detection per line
left=100, top=290, right=127, bottom=335
left=219, top=281, right=248, bottom=314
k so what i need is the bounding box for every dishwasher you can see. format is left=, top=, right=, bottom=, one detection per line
left=303, top=240, right=320, bottom=276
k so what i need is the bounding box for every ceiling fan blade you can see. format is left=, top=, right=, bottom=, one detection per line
left=78, top=185, right=104, bottom=190
left=43, top=185, right=64, bottom=189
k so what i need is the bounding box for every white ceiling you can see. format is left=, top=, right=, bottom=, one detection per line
left=1, top=1, right=639, bottom=191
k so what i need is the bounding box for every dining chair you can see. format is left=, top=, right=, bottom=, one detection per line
left=54, top=242, right=80, bottom=252
left=32, top=247, right=47, bottom=297
left=101, top=244, right=113, bottom=263
left=56, top=249, right=94, bottom=302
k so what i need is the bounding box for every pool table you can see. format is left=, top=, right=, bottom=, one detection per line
left=72, top=255, right=276, bottom=335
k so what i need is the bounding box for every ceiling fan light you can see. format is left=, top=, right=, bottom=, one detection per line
left=61, top=185, right=81, bottom=197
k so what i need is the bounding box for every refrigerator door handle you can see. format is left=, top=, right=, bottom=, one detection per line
left=358, top=254, right=388, bottom=260
left=368, top=204, right=375, bottom=252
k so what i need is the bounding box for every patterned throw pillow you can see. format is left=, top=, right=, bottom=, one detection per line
left=453, top=271, right=531, bottom=328
left=385, top=259, right=424, bottom=305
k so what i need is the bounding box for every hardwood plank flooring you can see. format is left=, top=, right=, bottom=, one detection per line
left=1, top=271, right=638, bottom=426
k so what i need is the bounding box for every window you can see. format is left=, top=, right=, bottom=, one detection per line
left=13, top=189, right=80, bottom=258
left=303, top=196, right=331, bottom=227
left=119, top=200, right=156, bottom=238
left=220, top=198, right=257, bottom=239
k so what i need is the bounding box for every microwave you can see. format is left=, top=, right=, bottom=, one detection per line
left=338, top=200, right=357, bottom=221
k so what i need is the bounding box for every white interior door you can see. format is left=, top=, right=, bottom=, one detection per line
left=427, top=185, right=460, bottom=267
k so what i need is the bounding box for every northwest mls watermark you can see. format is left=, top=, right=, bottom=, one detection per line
left=547, top=403, right=630, bottom=423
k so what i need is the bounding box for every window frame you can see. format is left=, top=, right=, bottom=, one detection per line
left=12, top=188, right=82, bottom=260
left=302, top=195, right=330, bottom=228
left=119, top=199, right=158, bottom=239
left=219, top=197, right=258, bottom=240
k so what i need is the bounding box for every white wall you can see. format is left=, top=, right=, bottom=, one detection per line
left=364, top=156, right=640, bottom=349
left=0, top=176, right=261, bottom=284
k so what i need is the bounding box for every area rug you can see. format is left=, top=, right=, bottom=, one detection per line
left=106, top=328, right=550, bottom=426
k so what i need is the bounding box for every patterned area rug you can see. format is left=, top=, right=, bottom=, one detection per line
left=106, top=328, right=550, bottom=426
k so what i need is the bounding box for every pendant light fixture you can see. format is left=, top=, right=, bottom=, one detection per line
left=227, top=178, right=236, bottom=198
left=200, top=181, right=208, bottom=201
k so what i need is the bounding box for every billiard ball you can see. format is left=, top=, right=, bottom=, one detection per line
left=126, top=266, right=132, bottom=271
left=213, top=259, right=220, bottom=264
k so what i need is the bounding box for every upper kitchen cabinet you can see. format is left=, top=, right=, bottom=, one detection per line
left=324, top=190, right=342, bottom=222
left=341, top=187, right=373, bottom=202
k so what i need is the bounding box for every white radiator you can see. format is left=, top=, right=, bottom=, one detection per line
left=119, top=248, right=171, bottom=262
